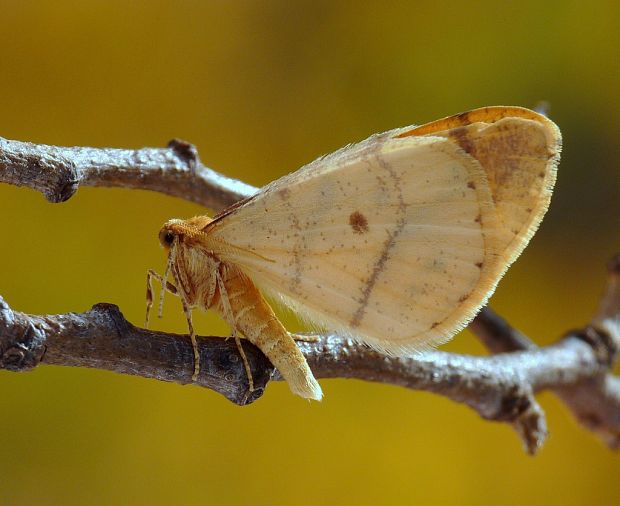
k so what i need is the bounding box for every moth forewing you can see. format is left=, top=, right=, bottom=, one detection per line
left=205, top=133, right=500, bottom=355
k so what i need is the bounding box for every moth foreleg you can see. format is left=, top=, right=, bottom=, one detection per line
left=145, top=268, right=178, bottom=328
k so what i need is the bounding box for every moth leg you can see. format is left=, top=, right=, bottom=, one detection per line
left=179, top=297, right=200, bottom=382
left=233, top=332, right=254, bottom=392
left=221, top=287, right=251, bottom=342
left=216, top=267, right=256, bottom=393
left=291, top=333, right=320, bottom=343
left=145, top=269, right=178, bottom=328
left=204, top=259, right=219, bottom=309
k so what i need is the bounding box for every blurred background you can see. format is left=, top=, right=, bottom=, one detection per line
left=1, top=1, right=619, bottom=504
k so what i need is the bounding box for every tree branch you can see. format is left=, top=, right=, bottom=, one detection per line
left=1, top=135, right=618, bottom=454
left=0, top=136, right=256, bottom=208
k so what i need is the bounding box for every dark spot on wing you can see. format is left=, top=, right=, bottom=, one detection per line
left=349, top=211, right=369, bottom=234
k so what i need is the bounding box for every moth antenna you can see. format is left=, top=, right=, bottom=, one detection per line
left=158, top=241, right=176, bottom=319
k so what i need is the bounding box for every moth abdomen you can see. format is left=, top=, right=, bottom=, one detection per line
left=217, top=263, right=322, bottom=400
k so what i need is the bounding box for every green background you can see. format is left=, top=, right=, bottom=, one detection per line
left=1, top=1, right=619, bottom=504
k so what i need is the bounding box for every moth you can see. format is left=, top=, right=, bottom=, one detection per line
left=146, top=106, right=561, bottom=401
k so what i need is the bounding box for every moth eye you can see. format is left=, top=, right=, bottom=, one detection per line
left=159, top=230, right=176, bottom=247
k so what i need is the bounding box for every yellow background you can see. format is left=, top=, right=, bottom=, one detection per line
left=1, top=1, right=619, bottom=504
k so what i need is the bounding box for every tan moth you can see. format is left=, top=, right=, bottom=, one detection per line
left=146, top=106, right=561, bottom=401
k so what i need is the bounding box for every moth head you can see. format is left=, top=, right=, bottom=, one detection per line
left=158, top=216, right=215, bottom=250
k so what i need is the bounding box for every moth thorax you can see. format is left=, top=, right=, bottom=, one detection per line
left=175, top=245, right=220, bottom=307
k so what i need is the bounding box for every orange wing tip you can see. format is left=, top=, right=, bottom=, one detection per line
left=395, top=105, right=559, bottom=139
